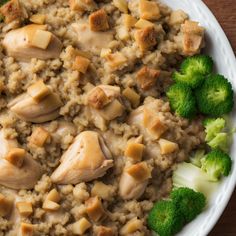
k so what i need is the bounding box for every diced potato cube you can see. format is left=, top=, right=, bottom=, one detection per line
left=29, top=127, right=50, bottom=147
left=27, top=81, right=50, bottom=102
left=139, top=0, right=161, bottom=21
left=95, top=226, right=114, bottom=236
left=72, top=217, right=91, bottom=235
left=113, top=0, right=128, bottom=13
left=169, top=10, right=188, bottom=26
left=136, top=66, right=160, bottom=90
left=159, top=139, right=179, bottom=155
left=0, top=193, right=13, bottom=217
left=105, top=52, right=127, bottom=71
left=20, top=223, right=34, bottom=236
left=124, top=143, right=144, bottom=161
left=85, top=196, right=105, bottom=222
left=182, top=20, right=204, bottom=35
left=72, top=55, right=90, bottom=73
left=5, top=148, right=26, bottom=168
left=88, top=87, right=109, bottom=109
left=100, top=48, right=112, bottom=58
left=30, top=14, right=46, bottom=24
left=69, top=0, right=96, bottom=12
left=89, top=9, right=109, bottom=31
left=31, top=30, right=52, bottom=49
left=46, top=189, right=60, bottom=203
left=116, top=25, right=129, bottom=40
left=123, top=14, right=137, bottom=28
left=16, top=202, right=33, bottom=217
left=0, top=0, right=22, bottom=23
left=134, top=27, right=157, bottom=51
left=122, top=87, right=140, bottom=107
left=135, top=19, right=154, bottom=29
left=120, top=217, right=143, bottom=235
left=183, top=33, right=203, bottom=56
left=42, top=199, right=60, bottom=211
left=126, top=162, right=151, bottom=181
left=91, top=182, right=113, bottom=200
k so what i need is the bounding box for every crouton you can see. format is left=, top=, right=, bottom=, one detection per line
left=89, top=9, right=109, bottom=31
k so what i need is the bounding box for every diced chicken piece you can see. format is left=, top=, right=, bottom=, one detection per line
left=5, top=148, right=26, bottom=168
left=89, top=9, right=109, bottom=31
left=182, top=20, right=204, bottom=35
left=169, top=10, right=188, bottom=26
left=72, top=23, right=113, bottom=55
left=91, top=182, right=114, bottom=200
left=16, top=201, right=33, bottom=217
left=159, top=138, right=179, bottom=155
left=3, top=24, right=63, bottom=61
left=116, top=25, right=129, bottom=41
left=122, top=87, right=140, bottom=108
left=105, top=52, right=127, bottom=71
left=20, top=223, right=34, bottom=236
left=120, top=217, right=143, bottom=235
left=139, top=0, right=161, bottom=21
left=51, top=131, right=113, bottom=184
left=69, top=0, right=97, bottom=12
left=126, top=162, right=151, bottom=181
left=95, top=226, right=114, bottom=236
left=123, top=14, right=137, bottom=28
left=0, top=193, right=13, bottom=217
left=42, top=200, right=60, bottom=211
left=30, top=14, right=46, bottom=24
left=136, top=66, right=160, bottom=90
left=134, top=26, right=157, bottom=51
left=88, top=87, right=109, bottom=109
left=72, top=218, right=92, bottom=235
left=29, top=127, right=50, bottom=147
left=85, top=196, right=106, bottom=222
left=46, top=189, right=60, bottom=203
left=113, top=0, right=128, bottom=13
left=72, top=55, right=90, bottom=73
left=0, top=130, right=43, bottom=189
left=135, top=19, right=154, bottom=29
left=8, top=81, right=62, bottom=123
left=124, top=143, right=144, bottom=161
left=0, top=0, right=24, bottom=23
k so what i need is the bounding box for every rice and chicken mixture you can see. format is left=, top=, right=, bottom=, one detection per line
left=0, top=0, right=206, bottom=235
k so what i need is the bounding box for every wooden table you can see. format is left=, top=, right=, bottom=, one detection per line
left=203, top=1, right=236, bottom=235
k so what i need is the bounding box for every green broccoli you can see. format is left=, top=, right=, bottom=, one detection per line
left=147, top=200, right=184, bottom=236
left=195, top=74, right=234, bottom=116
left=190, top=149, right=205, bottom=167
left=201, top=150, right=232, bottom=181
left=208, top=133, right=229, bottom=153
left=170, top=187, right=206, bottom=223
left=166, top=83, right=197, bottom=119
left=172, top=55, right=213, bottom=88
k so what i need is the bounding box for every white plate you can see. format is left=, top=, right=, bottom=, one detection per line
left=160, top=0, right=236, bottom=235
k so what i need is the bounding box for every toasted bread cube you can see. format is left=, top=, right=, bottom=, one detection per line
left=139, top=0, right=161, bottom=21
left=105, top=52, right=127, bottom=71
left=72, top=55, right=90, bottom=73
left=182, top=20, right=204, bottom=35
left=29, top=127, right=50, bottom=147
left=95, top=226, right=114, bottom=236
left=89, top=9, right=109, bottom=31
left=136, top=66, right=160, bottom=90
left=113, top=0, right=128, bottom=13
left=69, top=0, right=96, bottom=12
left=85, top=196, right=105, bottom=222
left=183, top=34, right=203, bottom=56
left=30, top=14, right=46, bottom=24
left=88, top=87, right=109, bottom=109
left=100, top=48, right=112, bottom=58
left=124, top=143, right=144, bottom=161
left=5, top=148, right=26, bottom=168
left=72, top=218, right=91, bottom=235
left=159, top=139, right=179, bottom=155
left=20, top=223, right=34, bottom=236
left=27, top=81, right=50, bottom=102
left=135, top=19, right=154, bottom=29
left=100, top=99, right=124, bottom=120
left=16, top=202, right=33, bottom=217
left=123, top=14, right=137, bottom=28
left=91, top=182, right=113, bottom=200
left=126, top=162, right=151, bottom=181
left=31, top=30, right=52, bottom=49
left=134, top=27, right=157, bottom=51
left=42, top=199, right=60, bottom=211
left=116, top=25, right=129, bottom=40
left=122, top=87, right=140, bottom=107
left=0, top=193, right=13, bottom=217
left=169, top=10, right=188, bottom=26
left=46, top=189, right=60, bottom=203
left=120, top=217, right=143, bottom=235
left=0, top=0, right=22, bottom=23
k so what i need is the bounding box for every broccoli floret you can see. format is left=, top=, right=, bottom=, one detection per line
left=166, top=83, right=196, bottom=118
left=190, top=149, right=205, bottom=167
left=201, top=150, right=232, bottom=181
left=208, top=133, right=229, bottom=153
left=172, top=55, right=213, bottom=88
left=172, top=162, right=218, bottom=198
left=147, top=200, right=184, bottom=236
left=196, top=74, right=234, bottom=116
left=170, top=187, right=206, bottom=223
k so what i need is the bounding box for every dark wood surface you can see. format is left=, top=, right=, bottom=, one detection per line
left=203, top=1, right=236, bottom=235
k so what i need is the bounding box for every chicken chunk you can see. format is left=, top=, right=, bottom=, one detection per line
left=8, top=81, right=63, bottom=123
left=51, top=131, right=113, bottom=184
left=0, top=130, right=43, bottom=189
left=2, top=24, right=63, bottom=61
